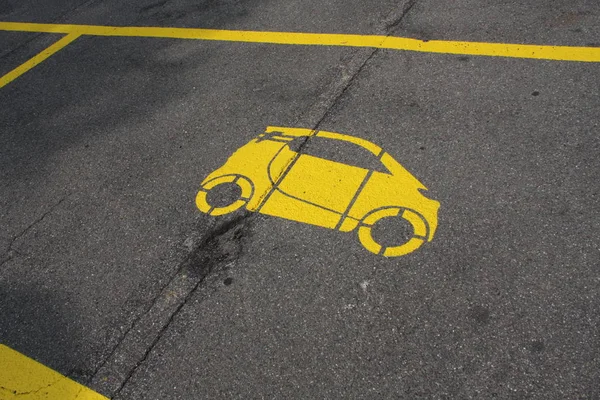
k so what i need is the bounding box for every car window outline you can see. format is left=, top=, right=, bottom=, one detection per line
left=285, top=136, right=390, bottom=174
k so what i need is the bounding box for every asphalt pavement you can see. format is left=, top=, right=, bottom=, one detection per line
left=1, top=0, right=599, bottom=399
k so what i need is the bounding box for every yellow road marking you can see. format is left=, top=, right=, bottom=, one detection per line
left=0, top=21, right=599, bottom=62
left=0, top=344, right=108, bottom=400
left=196, top=127, right=439, bottom=257
left=0, top=32, right=79, bottom=88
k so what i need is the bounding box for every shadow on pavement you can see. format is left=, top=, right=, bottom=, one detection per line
left=0, top=280, right=84, bottom=379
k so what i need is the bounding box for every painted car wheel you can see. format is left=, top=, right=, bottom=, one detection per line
left=357, top=207, right=429, bottom=257
left=196, top=175, right=253, bottom=216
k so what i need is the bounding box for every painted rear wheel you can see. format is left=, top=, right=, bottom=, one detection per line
left=358, top=207, right=428, bottom=257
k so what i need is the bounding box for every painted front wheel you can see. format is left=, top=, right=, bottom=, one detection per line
left=195, top=175, right=253, bottom=216
left=358, top=208, right=428, bottom=257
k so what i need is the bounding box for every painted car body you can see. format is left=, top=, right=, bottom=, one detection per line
left=196, top=126, right=440, bottom=257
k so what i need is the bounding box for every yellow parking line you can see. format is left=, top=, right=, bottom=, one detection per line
left=0, top=32, right=79, bottom=88
left=0, top=21, right=599, bottom=62
left=0, top=344, right=108, bottom=399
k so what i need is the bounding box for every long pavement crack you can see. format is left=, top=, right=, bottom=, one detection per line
left=89, top=1, right=420, bottom=397
left=114, top=216, right=251, bottom=396
left=91, top=212, right=253, bottom=398
left=297, top=0, right=420, bottom=138
left=0, top=193, right=70, bottom=268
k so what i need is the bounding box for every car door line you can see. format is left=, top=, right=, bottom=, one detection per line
left=334, top=150, right=391, bottom=229
left=266, top=143, right=294, bottom=186
left=262, top=134, right=388, bottom=219
left=256, top=135, right=311, bottom=212
left=334, top=168, right=375, bottom=230
left=274, top=155, right=361, bottom=214
left=262, top=138, right=347, bottom=215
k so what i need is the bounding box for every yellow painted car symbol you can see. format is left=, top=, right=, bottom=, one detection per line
left=196, top=126, right=440, bottom=257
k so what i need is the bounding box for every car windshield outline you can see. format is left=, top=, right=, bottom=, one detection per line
left=283, top=135, right=391, bottom=174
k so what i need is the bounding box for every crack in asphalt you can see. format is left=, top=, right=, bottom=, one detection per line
left=0, top=385, right=17, bottom=396
left=3, top=0, right=422, bottom=398
left=0, top=193, right=70, bottom=268
left=91, top=212, right=252, bottom=398
left=383, top=0, right=419, bottom=33
left=90, top=1, right=421, bottom=397
left=114, top=214, right=251, bottom=396
left=0, top=375, right=63, bottom=396
left=297, top=0, right=420, bottom=148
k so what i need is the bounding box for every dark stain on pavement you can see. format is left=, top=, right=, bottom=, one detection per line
left=0, top=282, right=84, bottom=379
left=140, top=0, right=169, bottom=14
left=528, top=340, right=545, bottom=353
left=468, top=305, right=491, bottom=325
left=137, top=0, right=250, bottom=24
left=0, top=2, right=13, bottom=15
left=185, top=212, right=252, bottom=279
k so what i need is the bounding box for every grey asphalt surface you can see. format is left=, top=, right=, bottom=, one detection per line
left=1, top=0, right=599, bottom=399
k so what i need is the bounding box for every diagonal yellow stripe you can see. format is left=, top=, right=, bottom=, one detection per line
left=0, top=21, right=599, bottom=62
left=0, top=32, right=79, bottom=88
left=0, top=344, right=108, bottom=399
